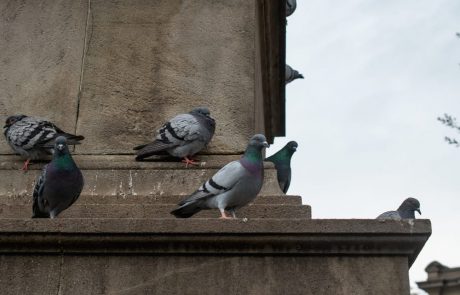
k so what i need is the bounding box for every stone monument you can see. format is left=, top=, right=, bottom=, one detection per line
left=0, top=1, right=430, bottom=294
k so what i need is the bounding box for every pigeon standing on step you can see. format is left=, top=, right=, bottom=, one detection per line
left=265, top=141, right=298, bottom=194
left=32, top=136, right=84, bottom=218
left=285, top=65, right=304, bottom=84
left=3, top=115, right=85, bottom=171
left=134, top=107, right=215, bottom=167
left=376, top=198, right=421, bottom=220
left=171, top=134, right=269, bottom=219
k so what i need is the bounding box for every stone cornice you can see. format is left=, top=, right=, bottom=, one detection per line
left=0, top=219, right=431, bottom=267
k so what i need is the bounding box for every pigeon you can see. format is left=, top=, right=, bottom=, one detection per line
left=32, top=136, right=84, bottom=218
left=376, top=198, right=421, bottom=220
left=285, top=65, right=304, bottom=84
left=286, top=0, right=297, bottom=17
left=171, top=134, right=269, bottom=219
left=134, top=107, right=215, bottom=167
left=3, top=115, right=85, bottom=170
left=265, top=141, right=298, bottom=194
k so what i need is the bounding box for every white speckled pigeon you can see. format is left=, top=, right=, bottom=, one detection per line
left=134, top=107, right=215, bottom=167
left=265, top=141, right=298, bottom=194
left=3, top=115, right=84, bottom=171
left=285, top=65, right=304, bottom=84
left=376, top=198, right=421, bottom=220
left=286, top=0, right=297, bottom=17
left=32, top=136, right=84, bottom=218
left=171, top=134, right=269, bottom=219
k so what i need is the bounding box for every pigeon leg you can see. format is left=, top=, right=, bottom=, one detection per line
left=229, top=209, right=237, bottom=219
left=181, top=157, right=199, bottom=168
left=21, top=159, right=31, bottom=171
left=219, top=209, right=232, bottom=219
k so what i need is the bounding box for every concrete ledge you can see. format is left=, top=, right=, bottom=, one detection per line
left=0, top=155, right=284, bottom=196
left=0, top=203, right=312, bottom=219
left=0, top=155, right=258, bottom=170
left=0, top=219, right=430, bottom=265
left=0, top=194, right=303, bottom=205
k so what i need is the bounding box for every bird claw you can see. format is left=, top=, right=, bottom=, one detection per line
left=21, top=159, right=31, bottom=172
left=182, top=157, right=199, bottom=168
left=219, top=216, right=233, bottom=220
left=219, top=210, right=234, bottom=219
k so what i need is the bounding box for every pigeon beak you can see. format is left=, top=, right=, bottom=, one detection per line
left=3, top=124, right=8, bottom=128
left=292, top=146, right=297, bottom=151
left=416, top=208, right=421, bottom=215
left=263, top=141, right=269, bottom=148
left=57, top=144, right=64, bottom=151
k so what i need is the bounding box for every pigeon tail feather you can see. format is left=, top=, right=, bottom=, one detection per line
left=170, top=201, right=204, bottom=218
left=135, top=141, right=174, bottom=160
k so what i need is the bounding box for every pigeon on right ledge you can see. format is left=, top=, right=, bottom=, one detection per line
left=265, top=141, right=298, bottom=194
left=377, top=198, right=421, bottom=220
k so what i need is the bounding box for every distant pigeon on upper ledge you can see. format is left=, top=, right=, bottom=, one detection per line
left=285, top=65, right=304, bottom=84
left=286, top=0, right=297, bottom=17
left=3, top=115, right=85, bottom=171
left=377, top=198, right=421, bottom=220
left=134, top=107, right=215, bottom=167
left=265, top=141, right=298, bottom=194
left=32, top=136, right=84, bottom=218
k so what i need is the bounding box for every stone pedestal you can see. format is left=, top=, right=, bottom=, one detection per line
left=0, top=1, right=431, bottom=294
left=0, top=219, right=430, bottom=295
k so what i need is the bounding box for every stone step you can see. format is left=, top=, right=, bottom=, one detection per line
left=0, top=194, right=302, bottom=206
left=0, top=204, right=311, bottom=219
left=0, top=155, right=284, bottom=197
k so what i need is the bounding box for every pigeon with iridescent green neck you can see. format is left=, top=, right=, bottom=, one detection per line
left=32, top=136, right=84, bottom=218
left=171, top=134, right=269, bottom=219
left=377, top=198, right=421, bottom=220
left=265, top=141, right=298, bottom=194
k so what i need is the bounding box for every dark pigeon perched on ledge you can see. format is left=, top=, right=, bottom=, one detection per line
left=265, top=141, right=298, bottom=194
left=285, top=65, right=304, bottom=84
left=286, top=0, right=297, bottom=17
left=32, top=136, right=84, bottom=218
left=3, top=115, right=84, bottom=171
left=134, top=107, right=215, bottom=167
left=377, top=198, right=421, bottom=220
left=171, top=134, right=269, bottom=219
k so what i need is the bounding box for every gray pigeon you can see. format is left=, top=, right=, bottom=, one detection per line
left=3, top=115, right=84, bottom=170
left=134, top=107, right=215, bottom=167
left=285, top=65, right=304, bottom=84
left=265, top=141, right=298, bottom=194
left=286, top=0, right=297, bottom=17
left=171, top=134, right=269, bottom=219
left=376, top=198, right=421, bottom=220
left=32, top=136, right=84, bottom=218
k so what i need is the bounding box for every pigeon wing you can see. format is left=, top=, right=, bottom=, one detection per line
left=8, top=117, right=56, bottom=150
left=156, top=113, right=202, bottom=144
left=376, top=210, right=401, bottom=220
left=179, top=161, right=246, bottom=205
left=32, top=166, right=49, bottom=218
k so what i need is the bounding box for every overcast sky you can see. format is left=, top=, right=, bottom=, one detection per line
left=266, top=0, right=460, bottom=292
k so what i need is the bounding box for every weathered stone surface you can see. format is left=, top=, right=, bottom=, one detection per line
left=0, top=255, right=410, bottom=295
left=0, top=203, right=311, bottom=219
left=0, top=219, right=430, bottom=295
left=76, top=0, right=256, bottom=154
left=0, top=255, right=61, bottom=295
left=0, top=155, right=284, bottom=196
left=1, top=194, right=302, bottom=206
left=0, top=0, right=88, bottom=154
